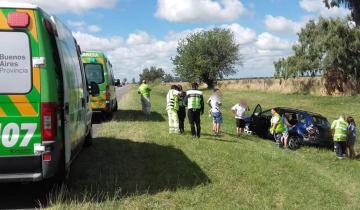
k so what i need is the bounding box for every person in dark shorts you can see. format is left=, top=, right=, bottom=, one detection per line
left=177, top=85, right=186, bottom=134
left=231, top=99, right=250, bottom=136
left=347, top=116, right=356, bottom=159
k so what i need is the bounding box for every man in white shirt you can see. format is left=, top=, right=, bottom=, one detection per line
left=231, top=99, right=250, bottom=136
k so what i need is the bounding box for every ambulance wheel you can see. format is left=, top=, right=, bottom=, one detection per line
left=84, top=126, right=93, bottom=147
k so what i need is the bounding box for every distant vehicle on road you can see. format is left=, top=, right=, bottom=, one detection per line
left=0, top=3, right=99, bottom=183
left=245, top=105, right=333, bottom=149
left=81, top=51, right=119, bottom=117
left=115, top=79, right=122, bottom=87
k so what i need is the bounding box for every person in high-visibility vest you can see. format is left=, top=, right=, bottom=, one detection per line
left=184, top=83, right=204, bottom=139
left=166, top=85, right=180, bottom=134
left=331, top=115, right=349, bottom=159
left=270, top=108, right=286, bottom=148
left=138, top=80, right=152, bottom=115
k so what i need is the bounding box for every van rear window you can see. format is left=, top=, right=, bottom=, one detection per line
left=0, top=32, right=31, bottom=94
left=84, top=64, right=104, bottom=84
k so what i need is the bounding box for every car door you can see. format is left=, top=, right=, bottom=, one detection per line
left=260, top=110, right=273, bottom=139
left=251, top=105, right=269, bottom=137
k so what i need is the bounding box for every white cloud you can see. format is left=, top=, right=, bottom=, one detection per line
left=155, top=0, right=247, bottom=22
left=299, top=0, right=350, bottom=18
left=88, top=25, right=102, bottom=33
left=264, top=15, right=302, bottom=34
left=73, top=32, right=123, bottom=51
left=127, top=31, right=153, bottom=45
left=223, top=23, right=257, bottom=45
left=68, top=21, right=101, bottom=33
left=255, top=32, right=293, bottom=51
left=0, top=0, right=117, bottom=14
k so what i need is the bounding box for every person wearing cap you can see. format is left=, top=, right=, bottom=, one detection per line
left=184, top=83, right=204, bottom=139
left=138, top=80, right=152, bottom=115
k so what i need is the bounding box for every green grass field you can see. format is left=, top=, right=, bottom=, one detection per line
left=50, top=85, right=360, bottom=210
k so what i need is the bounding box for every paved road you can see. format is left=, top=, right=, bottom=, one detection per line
left=0, top=86, right=130, bottom=210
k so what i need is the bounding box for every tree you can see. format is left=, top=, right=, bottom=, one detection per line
left=172, top=28, right=242, bottom=88
left=132, top=77, right=136, bottom=84
left=324, top=0, right=360, bottom=25
left=139, top=66, right=165, bottom=83
left=274, top=18, right=360, bottom=94
left=163, top=74, right=175, bottom=83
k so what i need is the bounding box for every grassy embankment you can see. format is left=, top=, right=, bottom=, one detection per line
left=50, top=85, right=360, bottom=210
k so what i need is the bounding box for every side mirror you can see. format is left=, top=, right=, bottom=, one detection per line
left=89, top=81, right=100, bottom=96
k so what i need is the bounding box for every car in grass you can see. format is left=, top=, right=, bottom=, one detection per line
left=245, top=105, right=333, bottom=149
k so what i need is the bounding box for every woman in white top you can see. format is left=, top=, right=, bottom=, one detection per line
left=231, top=99, right=250, bottom=136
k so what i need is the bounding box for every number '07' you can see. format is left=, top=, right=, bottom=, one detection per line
left=0, top=123, right=37, bottom=148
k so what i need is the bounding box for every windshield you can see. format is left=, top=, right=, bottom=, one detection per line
left=84, top=63, right=104, bottom=84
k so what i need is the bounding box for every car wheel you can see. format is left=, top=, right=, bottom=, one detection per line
left=288, top=135, right=301, bottom=150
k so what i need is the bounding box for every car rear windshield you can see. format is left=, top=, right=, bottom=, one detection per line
left=84, top=63, right=104, bottom=84
left=0, top=32, right=32, bottom=94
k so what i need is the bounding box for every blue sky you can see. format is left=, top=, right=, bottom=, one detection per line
left=4, top=0, right=350, bottom=80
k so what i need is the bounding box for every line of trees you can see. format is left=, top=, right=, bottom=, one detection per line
left=274, top=17, right=360, bottom=94
left=138, top=66, right=181, bottom=83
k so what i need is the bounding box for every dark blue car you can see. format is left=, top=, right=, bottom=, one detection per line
left=245, top=105, right=333, bottom=149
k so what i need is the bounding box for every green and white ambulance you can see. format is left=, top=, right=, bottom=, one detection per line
left=81, top=51, right=119, bottom=117
left=0, top=3, right=99, bottom=182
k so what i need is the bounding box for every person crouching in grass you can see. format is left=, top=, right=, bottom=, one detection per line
left=231, top=99, right=250, bottom=136
left=207, top=89, right=223, bottom=136
left=347, top=116, right=357, bottom=159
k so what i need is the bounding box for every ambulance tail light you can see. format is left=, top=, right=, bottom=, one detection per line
left=41, top=103, right=57, bottom=142
left=7, top=12, right=30, bottom=28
